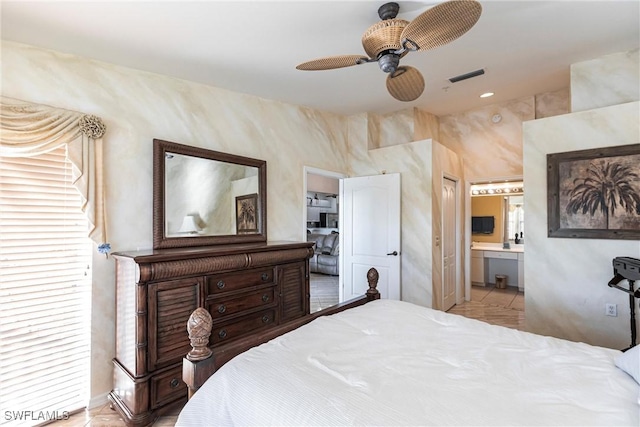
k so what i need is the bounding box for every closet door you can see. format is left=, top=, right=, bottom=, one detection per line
left=442, top=177, right=458, bottom=311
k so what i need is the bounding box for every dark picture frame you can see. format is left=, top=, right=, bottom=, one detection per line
left=235, top=193, right=259, bottom=234
left=547, top=144, right=640, bottom=240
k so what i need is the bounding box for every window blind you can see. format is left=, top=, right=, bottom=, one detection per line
left=0, top=145, right=91, bottom=426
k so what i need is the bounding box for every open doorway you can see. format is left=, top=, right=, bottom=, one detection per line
left=304, top=167, right=344, bottom=312
left=455, top=178, right=525, bottom=328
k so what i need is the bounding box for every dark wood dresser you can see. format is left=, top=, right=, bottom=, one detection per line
left=107, top=241, right=313, bottom=426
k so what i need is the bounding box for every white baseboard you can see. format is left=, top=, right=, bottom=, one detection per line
left=88, top=392, right=109, bottom=409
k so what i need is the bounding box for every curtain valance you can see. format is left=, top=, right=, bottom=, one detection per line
left=0, top=96, right=107, bottom=246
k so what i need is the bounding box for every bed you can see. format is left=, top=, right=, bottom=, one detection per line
left=176, top=271, right=639, bottom=426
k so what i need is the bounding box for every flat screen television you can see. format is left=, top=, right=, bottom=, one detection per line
left=472, top=216, right=495, bottom=234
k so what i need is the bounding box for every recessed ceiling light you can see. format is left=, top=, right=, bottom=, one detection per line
left=480, top=92, right=494, bottom=98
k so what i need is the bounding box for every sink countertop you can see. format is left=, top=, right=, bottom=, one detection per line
left=471, top=243, right=524, bottom=253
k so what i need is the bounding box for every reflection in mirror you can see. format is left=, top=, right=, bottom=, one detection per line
left=164, top=152, right=259, bottom=237
left=153, top=139, right=266, bottom=249
left=507, top=195, right=524, bottom=242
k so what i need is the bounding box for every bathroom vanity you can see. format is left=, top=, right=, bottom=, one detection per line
left=471, top=243, right=524, bottom=291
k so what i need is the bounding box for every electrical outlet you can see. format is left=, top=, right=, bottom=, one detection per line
left=605, top=303, right=617, bottom=317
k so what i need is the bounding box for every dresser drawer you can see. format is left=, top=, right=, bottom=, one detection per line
left=150, top=365, right=186, bottom=409
left=207, top=268, right=274, bottom=294
left=483, top=250, right=518, bottom=260
left=211, top=308, right=277, bottom=345
left=208, top=287, right=276, bottom=319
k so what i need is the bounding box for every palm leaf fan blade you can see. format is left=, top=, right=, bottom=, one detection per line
left=386, top=66, right=424, bottom=101
left=296, top=55, right=369, bottom=71
left=401, top=0, right=482, bottom=52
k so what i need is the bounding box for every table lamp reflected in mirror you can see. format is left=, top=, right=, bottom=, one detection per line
left=178, top=214, right=203, bottom=235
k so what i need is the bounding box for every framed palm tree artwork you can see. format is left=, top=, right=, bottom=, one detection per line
left=548, top=144, right=640, bottom=239
left=235, top=193, right=259, bottom=234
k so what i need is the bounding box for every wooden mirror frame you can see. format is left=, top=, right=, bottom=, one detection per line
left=153, top=139, right=267, bottom=249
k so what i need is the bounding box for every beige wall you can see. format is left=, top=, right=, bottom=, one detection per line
left=348, top=113, right=434, bottom=307
left=306, top=173, right=339, bottom=194
left=523, top=50, right=640, bottom=348
left=1, top=41, right=351, bottom=404
left=571, top=49, right=639, bottom=113
left=438, top=96, right=535, bottom=182
left=523, top=101, right=640, bottom=348
left=2, top=41, right=443, bottom=404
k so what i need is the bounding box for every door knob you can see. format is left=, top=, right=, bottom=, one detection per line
left=387, top=251, right=398, bottom=256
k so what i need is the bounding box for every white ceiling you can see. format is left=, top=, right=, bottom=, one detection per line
left=2, top=1, right=638, bottom=116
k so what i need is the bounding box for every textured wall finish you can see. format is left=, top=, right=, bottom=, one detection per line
left=366, top=107, right=439, bottom=149
left=1, top=41, right=350, bottom=401
left=523, top=101, right=640, bottom=349
left=571, top=49, right=640, bottom=113
left=438, top=96, right=534, bottom=182
left=535, top=88, right=570, bottom=119
left=414, top=108, right=440, bottom=142
left=367, top=109, right=413, bottom=149
left=348, top=114, right=434, bottom=307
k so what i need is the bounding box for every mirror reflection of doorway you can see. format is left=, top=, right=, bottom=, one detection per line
left=304, top=168, right=344, bottom=313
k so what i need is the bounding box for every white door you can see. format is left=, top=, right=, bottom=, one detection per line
left=340, top=173, right=401, bottom=301
left=442, top=178, right=457, bottom=310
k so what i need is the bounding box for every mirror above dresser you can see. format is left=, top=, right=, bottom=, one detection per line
left=153, top=139, right=267, bottom=249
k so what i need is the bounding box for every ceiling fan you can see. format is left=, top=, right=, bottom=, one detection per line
left=296, top=0, right=482, bottom=102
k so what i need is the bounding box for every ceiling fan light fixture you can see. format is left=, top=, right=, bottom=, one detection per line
left=378, top=53, right=400, bottom=73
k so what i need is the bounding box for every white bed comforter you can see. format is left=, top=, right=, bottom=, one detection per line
left=176, top=299, right=639, bottom=426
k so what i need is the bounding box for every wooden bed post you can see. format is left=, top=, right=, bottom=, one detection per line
left=183, top=308, right=215, bottom=399
left=366, top=268, right=381, bottom=301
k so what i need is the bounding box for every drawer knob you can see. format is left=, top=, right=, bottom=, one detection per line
left=217, top=280, right=225, bottom=289
left=262, top=294, right=269, bottom=303
left=218, top=329, right=227, bottom=339
left=261, top=273, right=269, bottom=281
left=262, top=315, right=270, bottom=324
left=217, top=304, right=226, bottom=314
left=170, top=379, right=180, bottom=389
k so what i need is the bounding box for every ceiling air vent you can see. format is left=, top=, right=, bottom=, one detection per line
left=448, top=68, right=485, bottom=83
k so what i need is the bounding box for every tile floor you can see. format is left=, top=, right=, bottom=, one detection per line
left=447, top=284, right=526, bottom=331
left=46, top=401, right=180, bottom=427
left=51, top=282, right=524, bottom=427
left=309, top=272, right=339, bottom=312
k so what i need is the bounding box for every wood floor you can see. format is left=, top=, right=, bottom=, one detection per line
left=51, top=283, right=524, bottom=426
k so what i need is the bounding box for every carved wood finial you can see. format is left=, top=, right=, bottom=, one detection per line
left=186, top=307, right=213, bottom=361
left=366, top=268, right=381, bottom=300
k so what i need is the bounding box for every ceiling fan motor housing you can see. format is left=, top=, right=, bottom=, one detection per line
left=361, top=19, right=409, bottom=58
